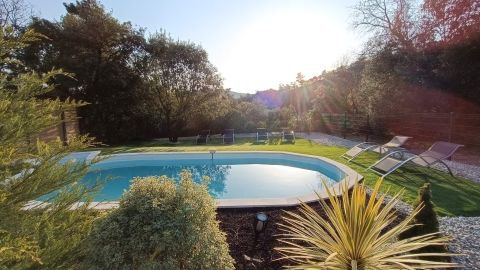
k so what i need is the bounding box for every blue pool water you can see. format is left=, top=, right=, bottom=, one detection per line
left=79, top=153, right=345, bottom=201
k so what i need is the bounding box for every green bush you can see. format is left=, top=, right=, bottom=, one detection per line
left=83, top=171, right=234, bottom=270
left=399, top=183, right=450, bottom=261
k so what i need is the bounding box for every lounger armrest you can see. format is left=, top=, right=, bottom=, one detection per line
left=353, top=142, right=378, bottom=148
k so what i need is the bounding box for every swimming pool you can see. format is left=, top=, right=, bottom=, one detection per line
left=75, top=151, right=361, bottom=208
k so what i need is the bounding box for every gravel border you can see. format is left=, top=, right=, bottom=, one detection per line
left=439, top=217, right=480, bottom=269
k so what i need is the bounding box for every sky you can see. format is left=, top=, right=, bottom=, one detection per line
left=27, top=0, right=365, bottom=93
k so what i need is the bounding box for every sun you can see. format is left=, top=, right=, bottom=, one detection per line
left=223, top=8, right=355, bottom=92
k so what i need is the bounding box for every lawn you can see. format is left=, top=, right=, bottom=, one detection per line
left=93, top=137, right=480, bottom=217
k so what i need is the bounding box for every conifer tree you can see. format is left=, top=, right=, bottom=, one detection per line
left=0, top=26, right=98, bottom=268
left=399, top=182, right=450, bottom=261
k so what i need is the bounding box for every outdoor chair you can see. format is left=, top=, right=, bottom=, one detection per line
left=256, top=128, right=269, bottom=142
left=196, top=130, right=210, bottom=144
left=341, top=135, right=412, bottom=162
left=282, top=129, right=295, bottom=143
left=367, top=141, right=463, bottom=178
left=223, top=129, right=235, bottom=144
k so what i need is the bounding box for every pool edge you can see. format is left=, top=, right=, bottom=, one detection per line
left=25, top=151, right=362, bottom=210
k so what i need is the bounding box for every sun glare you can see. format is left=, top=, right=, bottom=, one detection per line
left=223, top=8, right=357, bottom=92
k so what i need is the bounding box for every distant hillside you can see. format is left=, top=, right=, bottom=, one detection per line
left=228, top=91, right=249, bottom=99
left=229, top=89, right=286, bottom=109
left=253, top=89, right=284, bottom=109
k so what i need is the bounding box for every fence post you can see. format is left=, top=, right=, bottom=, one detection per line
left=342, top=111, right=347, bottom=139
left=60, top=111, right=68, bottom=146
left=365, top=114, right=370, bottom=142
left=448, top=112, right=454, bottom=142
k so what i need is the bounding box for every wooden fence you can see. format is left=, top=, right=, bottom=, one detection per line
left=314, top=112, right=480, bottom=146
left=37, top=110, right=80, bottom=144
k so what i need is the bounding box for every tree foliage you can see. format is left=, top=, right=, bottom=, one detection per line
left=83, top=171, right=234, bottom=270
left=0, top=0, right=31, bottom=30
left=2, top=0, right=478, bottom=140
left=23, top=0, right=147, bottom=143
left=0, top=27, right=99, bottom=269
left=141, top=33, right=228, bottom=142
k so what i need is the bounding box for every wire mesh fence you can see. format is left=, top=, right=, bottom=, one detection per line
left=313, top=112, right=480, bottom=146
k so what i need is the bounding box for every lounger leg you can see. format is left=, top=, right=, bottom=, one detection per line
left=438, top=160, right=454, bottom=176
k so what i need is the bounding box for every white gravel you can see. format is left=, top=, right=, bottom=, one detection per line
left=438, top=161, right=480, bottom=184
left=298, top=132, right=359, bottom=148
left=439, top=217, right=480, bottom=269
left=299, top=132, right=480, bottom=269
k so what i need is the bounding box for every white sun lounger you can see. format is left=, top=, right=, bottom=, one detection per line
left=256, top=128, right=269, bottom=142
left=223, top=129, right=235, bottom=144
left=341, top=136, right=411, bottom=162
left=367, top=141, right=463, bottom=178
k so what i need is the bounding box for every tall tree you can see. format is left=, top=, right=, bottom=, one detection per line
left=22, top=0, right=146, bottom=144
left=0, top=0, right=31, bottom=30
left=420, top=0, right=480, bottom=48
left=352, top=0, right=419, bottom=50
left=141, top=33, right=228, bottom=142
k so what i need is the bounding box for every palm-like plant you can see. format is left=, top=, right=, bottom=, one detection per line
left=276, top=179, right=457, bottom=269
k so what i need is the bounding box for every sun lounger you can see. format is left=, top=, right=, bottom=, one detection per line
left=341, top=136, right=411, bottom=162
left=196, top=130, right=210, bottom=144
left=223, top=129, right=235, bottom=144
left=367, top=141, right=463, bottom=178
left=282, top=129, right=295, bottom=143
left=256, top=128, right=269, bottom=142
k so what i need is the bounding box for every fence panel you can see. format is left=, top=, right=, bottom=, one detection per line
left=316, top=112, right=480, bottom=146
left=37, top=110, right=80, bottom=144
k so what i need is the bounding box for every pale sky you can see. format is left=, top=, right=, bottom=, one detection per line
left=27, top=0, right=365, bottom=93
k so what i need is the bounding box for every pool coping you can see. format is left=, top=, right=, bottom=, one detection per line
left=24, top=151, right=362, bottom=210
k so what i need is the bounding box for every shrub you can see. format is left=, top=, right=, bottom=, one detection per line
left=276, top=179, right=456, bottom=269
left=83, top=170, right=234, bottom=270
left=399, top=183, right=450, bottom=261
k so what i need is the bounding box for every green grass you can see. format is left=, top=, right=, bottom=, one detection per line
left=92, top=138, right=480, bottom=217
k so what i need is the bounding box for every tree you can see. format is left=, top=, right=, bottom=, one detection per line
left=276, top=179, right=456, bottom=269
left=312, top=60, right=364, bottom=115
left=83, top=171, right=234, bottom=269
left=23, top=0, right=147, bottom=144
left=399, top=183, right=450, bottom=261
left=0, top=0, right=32, bottom=30
left=420, top=0, right=480, bottom=48
left=141, top=32, right=228, bottom=142
left=0, top=27, right=99, bottom=268
left=352, top=0, right=419, bottom=50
